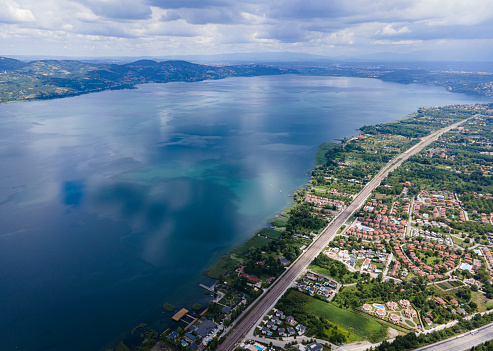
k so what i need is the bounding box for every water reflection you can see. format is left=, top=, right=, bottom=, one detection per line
left=0, top=75, right=487, bottom=351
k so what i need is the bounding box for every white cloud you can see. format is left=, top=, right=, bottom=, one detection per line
left=379, top=24, right=411, bottom=36
left=0, top=0, right=35, bottom=23
left=1, top=0, right=493, bottom=59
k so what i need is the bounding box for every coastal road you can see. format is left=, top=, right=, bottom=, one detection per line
left=216, top=118, right=468, bottom=351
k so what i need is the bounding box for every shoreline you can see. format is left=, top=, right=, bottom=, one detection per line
left=157, top=102, right=493, bottom=351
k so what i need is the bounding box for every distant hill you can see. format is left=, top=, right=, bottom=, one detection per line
left=0, top=56, right=492, bottom=104
left=0, top=57, right=29, bottom=71
left=0, top=57, right=296, bottom=103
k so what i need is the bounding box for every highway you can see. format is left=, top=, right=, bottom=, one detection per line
left=418, top=323, right=493, bottom=351
left=216, top=119, right=468, bottom=351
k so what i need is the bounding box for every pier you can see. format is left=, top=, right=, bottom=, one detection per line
left=199, top=283, right=215, bottom=292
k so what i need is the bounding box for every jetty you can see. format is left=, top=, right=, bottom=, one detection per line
left=199, top=283, right=215, bottom=292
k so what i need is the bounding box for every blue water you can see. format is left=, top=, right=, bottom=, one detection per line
left=374, top=304, right=385, bottom=310
left=362, top=227, right=374, bottom=231
left=0, top=75, right=488, bottom=351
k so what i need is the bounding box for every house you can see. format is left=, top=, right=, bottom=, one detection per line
left=375, top=308, right=386, bottom=319
left=398, top=299, right=411, bottom=308
left=306, top=343, right=324, bottom=351
left=286, top=316, right=297, bottom=326
left=386, top=301, right=398, bottom=310
left=261, top=327, right=270, bottom=335
left=278, top=328, right=285, bottom=336
left=167, top=331, right=179, bottom=339
left=424, top=317, right=433, bottom=326
left=277, top=256, right=290, bottom=265
left=362, top=304, right=372, bottom=313
left=196, top=320, right=219, bottom=337
left=435, top=297, right=446, bottom=306
left=184, top=333, right=196, bottom=344
left=288, top=327, right=296, bottom=336
left=296, top=324, right=307, bottom=335
left=275, top=310, right=284, bottom=318
left=389, top=314, right=400, bottom=324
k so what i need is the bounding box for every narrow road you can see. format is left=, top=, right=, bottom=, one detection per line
left=217, top=119, right=468, bottom=351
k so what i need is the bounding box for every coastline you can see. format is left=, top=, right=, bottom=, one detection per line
left=158, top=102, right=493, bottom=351
left=2, top=73, right=491, bottom=351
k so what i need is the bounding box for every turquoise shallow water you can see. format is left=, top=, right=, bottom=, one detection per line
left=0, top=75, right=488, bottom=351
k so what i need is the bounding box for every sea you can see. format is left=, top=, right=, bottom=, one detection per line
left=0, top=75, right=488, bottom=351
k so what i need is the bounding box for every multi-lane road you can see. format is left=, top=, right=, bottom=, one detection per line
left=418, top=322, right=493, bottom=351
left=217, top=118, right=469, bottom=351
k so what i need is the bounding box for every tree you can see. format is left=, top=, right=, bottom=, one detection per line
left=163, top=303, right=175, bottom=312
left=192, top=303, right=202, bottom=311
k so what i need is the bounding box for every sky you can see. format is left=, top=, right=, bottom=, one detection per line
left=2, top=0, right=493, bottom=60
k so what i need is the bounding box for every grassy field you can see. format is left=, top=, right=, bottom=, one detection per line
left=270, top=216, right=288, bottom=227
left=204, top=256, right=240, bottom=279
left=258, top=228, right=282, bottom=239
left=232, top=236, right=273, bottom=256
left=449, top=280, right=464, bottom=287
left=205, top=236, right=273, bottom=278
left=308, top=263, right=356, bottom=284
left=436, top=281, right=454, bottom=290
left=451, top=235, right=473, bottom=248
left=472, top=291, right=492, bottom=312
left=307, top=299, right=386, bottom=342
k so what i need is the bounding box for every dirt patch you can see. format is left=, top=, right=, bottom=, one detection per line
left=387, top=327, right=400, bottom=338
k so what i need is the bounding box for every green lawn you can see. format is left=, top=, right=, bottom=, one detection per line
left=307, top=299, right=386, bottom=342
left=258, top=228, right=282, bottom=239
left=308, top=263, right=357, bottom=284
left=232, top=236, right=273, bottom=256
left=436, top=281, right=454, bottom=290
left=451, top=235, right=473, bottom=248
left=270, top=216, right=288, bottom=227
left=205, top=236, right=273, bottom=278
left=448, top=280, right=464, bottom=287
left=204, top=256, right=241, bottom=279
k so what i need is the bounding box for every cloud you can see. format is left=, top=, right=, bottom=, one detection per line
left=0, top=0, right=35, bottom=24
left=82, top=0, right=153, bottom=20
left=379, top=24, right=411, bottom=36
left=1, top=0, right=493, bottom=59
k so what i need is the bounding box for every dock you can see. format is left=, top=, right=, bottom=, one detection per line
left=199, top=283, right=215, bottom=292
left=172, top=308, right=189, bottom=322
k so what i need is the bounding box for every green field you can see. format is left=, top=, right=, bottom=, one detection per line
left=204, top=256, right=240, bottom=279
left=258, top=228, right=282, bottom=239
left=308, top=263, right=357, bottom=284
left=232, top=236, right=273, bottom=256
left=307, top=300, right=386, bottom=342
left=205, top=236, right=273, bottom=278
left=436, top=280, right=464, bottom=290
left=270, top=216, right=288, bottom=227
left=449, top=280, right=464, bottom=287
